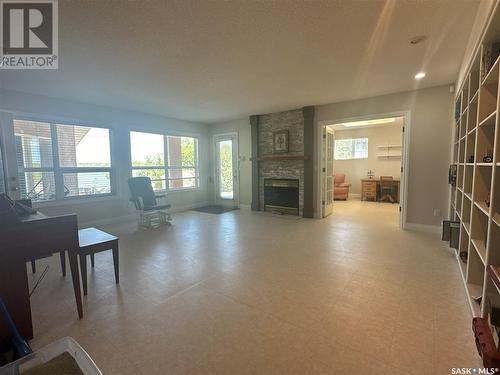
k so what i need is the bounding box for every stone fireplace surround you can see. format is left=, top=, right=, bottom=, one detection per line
left=249, top=107, right=314, bottom=218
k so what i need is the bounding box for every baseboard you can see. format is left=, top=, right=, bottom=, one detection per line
left=80, top=213, right=137, bottom=228
left=239, top=204, right=251, bottom=210
left=349, top=193, right=361, bottom=198
left=406, top=222, right=441, bottom=234
left=80, top=200, right=212, bottom=227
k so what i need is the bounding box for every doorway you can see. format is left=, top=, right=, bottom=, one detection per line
left=214, top=133, right=239, bottom=207
left=319, top=113, right=410, bottom=229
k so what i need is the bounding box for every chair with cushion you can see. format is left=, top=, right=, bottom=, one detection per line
left=379, top=176, right=396, bottom=203
left=128, top=177, right=172, bottom=229
left=334, top=173, right=352, bottom=200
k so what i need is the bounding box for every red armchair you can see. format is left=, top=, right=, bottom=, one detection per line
left=334, top=173, right=351, bottom=200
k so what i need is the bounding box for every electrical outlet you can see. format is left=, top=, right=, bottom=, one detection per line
left=433, top=209, right=441, bottom=217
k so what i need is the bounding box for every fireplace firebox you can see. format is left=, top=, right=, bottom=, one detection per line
left=264, top=178, right=299, bottom=215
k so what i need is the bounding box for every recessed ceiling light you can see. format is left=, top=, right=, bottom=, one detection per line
left=415, top=72, right=426, bottom=80
left=341, top=118, right=396, bottom=127
left=410, top=35, right=428, bottom=45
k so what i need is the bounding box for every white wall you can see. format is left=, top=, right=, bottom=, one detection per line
left=315, top=84, right=454, bottom=227
left=209, top=118, right=252, bottom=206
left=0, top=89, right=212, bottom=225
left=332, top=123, right=403, bottom=195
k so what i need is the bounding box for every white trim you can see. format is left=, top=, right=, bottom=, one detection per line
left=34, top=195, right=122, bottom=209
left=316, top=110, right=411, bottom=230
left=79, top=200, right=212, bottom=227
left=405, top=223, right=441, bottom=234
left=239, top=204, right=251, bottom=210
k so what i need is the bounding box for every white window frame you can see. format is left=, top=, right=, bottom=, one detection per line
left=129, top=131, right=200, bottom=192
left=334, top=137, right=369, bottom=160
left=13, top=118, right=115, bottom=202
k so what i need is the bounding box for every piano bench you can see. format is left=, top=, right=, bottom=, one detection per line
left=78, top=227, right=119, bottom=296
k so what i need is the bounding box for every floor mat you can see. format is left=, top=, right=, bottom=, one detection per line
left=191, top=205, right=239, bottom=214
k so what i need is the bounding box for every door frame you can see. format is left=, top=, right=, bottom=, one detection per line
left=323, top=126, right=335, bottom=217
left=212, top=132, right=240, bottom=207
left=316, top=110, right=411, bottom=229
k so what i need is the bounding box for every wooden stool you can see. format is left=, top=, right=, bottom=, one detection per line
left=78, top=227, right=119, bottom=296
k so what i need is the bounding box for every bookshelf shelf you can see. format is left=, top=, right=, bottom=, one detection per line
left=449, top=6, right=500, bottom=318
left=493, top=213, right=500, bottom=227
left=474, top=201, right=490, bottom=217
left=471, top=238, right=487, bottom=265
left=470, top=90, right=479, bottom=104
left=482, top=55, right=499, bottom=86
left=478, top=110, right=496, bottom=128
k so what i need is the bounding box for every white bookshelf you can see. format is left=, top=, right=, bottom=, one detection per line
left=450, top=4, right=500, bottom=321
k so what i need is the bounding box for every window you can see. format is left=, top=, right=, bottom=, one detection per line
left=14, top=120, right=56, bottom=201
left=56, top=124, right=112, bottom=197
left=14, top=119, right=113, bottom=202
left=130, top=132, right=166, bottom=191
left=130, top=131, right=199, bottom=191
left=166, top=136, right=198, bottom=189
left=334, top=138, right=368, bottom=160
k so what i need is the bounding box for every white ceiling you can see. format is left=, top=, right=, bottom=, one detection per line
left=0, top=0, right=480, bottom=124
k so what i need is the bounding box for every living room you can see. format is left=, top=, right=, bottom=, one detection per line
left=1, top=1, right=499, bottom=374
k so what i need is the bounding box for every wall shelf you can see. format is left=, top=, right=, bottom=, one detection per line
left=376, top=144, right=402, bottom=159
left=376, top=154, right=401, bottom=159
left=376, top=144, right=401, bottom=149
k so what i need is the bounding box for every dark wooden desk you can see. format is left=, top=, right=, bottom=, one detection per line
left=361, top=178, right=400, bottom=202
left=0, top=213, right=83, bottom=351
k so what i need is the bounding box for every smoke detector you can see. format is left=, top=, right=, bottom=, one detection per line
left=409, top=35, right=428, bottom=45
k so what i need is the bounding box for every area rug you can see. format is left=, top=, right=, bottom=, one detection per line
left=191, top=205, right=239, bottom=215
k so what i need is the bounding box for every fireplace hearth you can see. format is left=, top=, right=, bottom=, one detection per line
left=264, top=178, right=299, bottom=215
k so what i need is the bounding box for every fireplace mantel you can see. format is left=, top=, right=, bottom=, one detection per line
left=251, top=154, right=309, bottom=162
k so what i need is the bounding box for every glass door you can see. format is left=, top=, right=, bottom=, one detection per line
left=214, top=134, right=239, bottom=206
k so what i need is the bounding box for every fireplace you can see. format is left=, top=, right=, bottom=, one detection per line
left=264, top=178, right=299, bottom=215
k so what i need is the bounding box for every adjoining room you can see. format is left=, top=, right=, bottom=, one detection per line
left=322, top=116, right=405, bottom=226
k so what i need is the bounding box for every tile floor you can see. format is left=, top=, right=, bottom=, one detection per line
left=28, top=200, right=481, bottom=374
